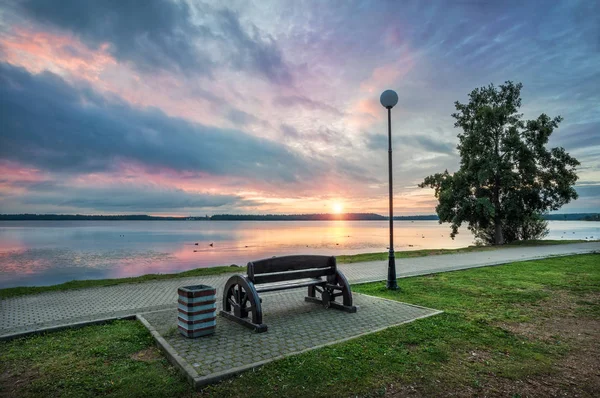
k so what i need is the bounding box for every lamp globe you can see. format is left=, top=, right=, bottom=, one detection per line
left=380, top=89, right=398, bottom=109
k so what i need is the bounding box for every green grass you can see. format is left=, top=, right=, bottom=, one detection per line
left=501, top=239, right=597, bottom=246
left=1, top=239, right=592, bottom=299
left=3, top=254, right=597, bottom=397
left=336, top=239, right=590, bottom=263
left=336, top=246, right=495, bottom=263
left=0, top=265, right=237, bottom=299
left=199, top=253, right=599, bottom=397
left=0, top=320, right=191, bottom=398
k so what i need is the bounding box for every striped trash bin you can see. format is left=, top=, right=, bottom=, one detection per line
left=177, top=284, right=217, bottom=338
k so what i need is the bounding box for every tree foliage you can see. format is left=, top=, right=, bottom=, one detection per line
left=420, top=81, right=579, bottom=245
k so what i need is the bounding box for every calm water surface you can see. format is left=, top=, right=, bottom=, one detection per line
left=0, top=220, right=598, bottom=288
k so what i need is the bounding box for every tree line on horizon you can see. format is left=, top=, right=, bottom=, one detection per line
left=0, top=213, right=597, bottom=221
left=0, top=213, right=435, bottom=221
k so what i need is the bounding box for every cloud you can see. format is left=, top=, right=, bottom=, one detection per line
left=411, top=136, right=456, bottom=155
left=19, top=0, right=207, bottom=74
left=365, top=133, right=454, bottom=155
left=272, top=95, right=344, bottom=116
left=227, top=108, right=260, bottom=126
left=574, top=184, right=600, bottom=199
left=20, top=182, right=245, bottom=211
left=0, top=63, right=315, bottom=183
left=215, top=8, right=291, bottom=84
left=365, top=133, right=387, bottom=150
left=314, top=126, right=352, bottom=147
left=280, top=124, right=353, bottom=150
left=561, top=182, right=600, bottom=213
left=551, top=122, right=600, bottom=151
left=280, top=123, right=300, bottom=139
left=16, top=0, right=291, bottom=83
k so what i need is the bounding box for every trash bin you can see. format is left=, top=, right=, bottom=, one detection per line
left=177, top=284, right=217, bottom=338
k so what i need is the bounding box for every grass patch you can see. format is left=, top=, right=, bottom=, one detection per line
left=0, top=265, right=237, bottom=299
left=336, top=246, right=496, bottom=263
left=1, top=254, right=598, bottom=397
left=502, top=239, right=598, bottom=246
left=0, top=320, right=192, bottom=398
left=335, top=239, right=591, bottom=263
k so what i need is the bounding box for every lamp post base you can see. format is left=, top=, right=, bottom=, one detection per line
left=386, top=250, right=399, bottom=290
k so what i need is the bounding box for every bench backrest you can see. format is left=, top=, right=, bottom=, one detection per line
left=247, top=255, right=336, bottom=285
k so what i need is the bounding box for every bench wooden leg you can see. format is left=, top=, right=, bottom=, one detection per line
left=304, top=296, right=357, bottom=312
left=306, top=269, right=357, bottom=312
left=221, top=274, right=267, bottom=332
left=219, top=310, right=268, bottom=333
left=327, top=301, right=357, bottom=313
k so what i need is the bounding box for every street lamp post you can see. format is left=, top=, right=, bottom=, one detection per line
left=380, top=89, right=399, bottom=290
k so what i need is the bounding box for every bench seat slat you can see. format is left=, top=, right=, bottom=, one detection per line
left=255, top=279, right=325, bottom=293
left=250, top=255, right=334, bottom=275
left=252, top=268, right=334, bottom=284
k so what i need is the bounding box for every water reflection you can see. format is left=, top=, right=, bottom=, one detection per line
left=0, top=220, right=598, bottom=288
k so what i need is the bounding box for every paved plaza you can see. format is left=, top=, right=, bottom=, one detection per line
left=140, top=290, right=440, bottom=387
left=1, top=242, right=597, bottom=339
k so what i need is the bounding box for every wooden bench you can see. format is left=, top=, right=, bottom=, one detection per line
left=219, top=255, right=357, bottom=332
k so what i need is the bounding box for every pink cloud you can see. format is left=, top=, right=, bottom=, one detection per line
left=0, top=158, right=433, bottom=215
left=0, top=27, right=229, bottom=127
left=346, top=53, right=417, bottom=130
left=359, top=57, right=415, bottom=94
left=55, top=158, right=396, bottom=214
left=1, top=27, right=116, bottom=81
left=384, top=26, right=404, bottom=47
left=0, top=160, right=48, bottom=194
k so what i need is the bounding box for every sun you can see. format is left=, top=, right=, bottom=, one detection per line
left=332, top=202, right=344, bottom=214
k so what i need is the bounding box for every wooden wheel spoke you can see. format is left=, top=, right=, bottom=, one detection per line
left=227, top=287, right=235, bottom=299
left=228, top=297, right=238, bottom=308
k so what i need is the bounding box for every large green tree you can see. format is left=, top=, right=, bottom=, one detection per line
left=420, top=81, right=579, bottom=245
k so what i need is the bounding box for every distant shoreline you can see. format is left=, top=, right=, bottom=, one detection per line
left=1, top=213, right=598, bottom=221
left=0, top=213, right=436, bottom=221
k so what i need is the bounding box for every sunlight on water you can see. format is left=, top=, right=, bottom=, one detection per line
left=0, top=220, right=598, bottom=288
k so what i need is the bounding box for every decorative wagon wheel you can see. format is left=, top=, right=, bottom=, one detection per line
left=307, top=269, right=353, bottom=308
left=222, top=275, right=263, bottom=325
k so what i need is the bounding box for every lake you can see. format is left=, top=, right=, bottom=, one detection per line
left=0, top=220, right=598, bottom=289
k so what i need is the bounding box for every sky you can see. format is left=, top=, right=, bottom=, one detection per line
left=0, top=0, right=598, bottom=216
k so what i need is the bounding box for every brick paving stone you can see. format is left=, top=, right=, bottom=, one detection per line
left=139, top=289, right=441, bottom=385
left=1, top=242, right=598, bottom=339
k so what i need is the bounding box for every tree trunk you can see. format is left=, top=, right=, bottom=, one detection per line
left=493, top=174, right=504, bottom=245
left=494, top=219, right=504, bottom=245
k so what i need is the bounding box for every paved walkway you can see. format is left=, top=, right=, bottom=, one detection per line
left=1, top=242, right=598, bottom=339
left=140, top=290, right=441, bottom=387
